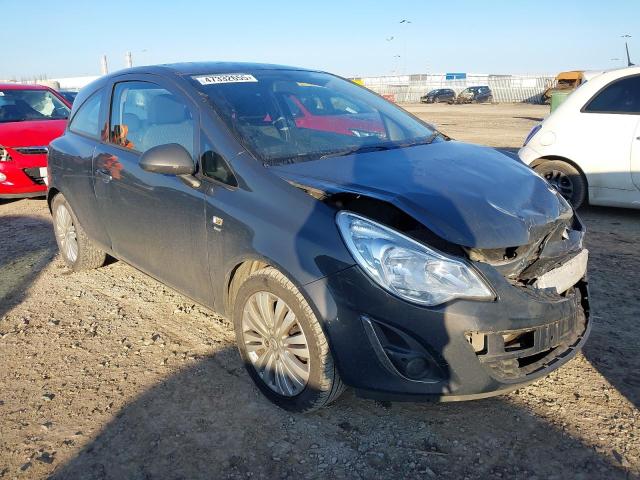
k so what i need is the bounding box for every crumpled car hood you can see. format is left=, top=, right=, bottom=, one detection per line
left=271, top=141, right=572, bottom=249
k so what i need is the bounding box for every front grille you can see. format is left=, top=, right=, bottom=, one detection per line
left=23, top=168, right=46, bottom=185
left=465, top=284, right=588, bottom=380
left=15, top=146, right=48, bottom=155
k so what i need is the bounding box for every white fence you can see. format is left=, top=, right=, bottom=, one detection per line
left=1, top=75, right=100, bottom=92
left=359, top=73, right=556, bottom=103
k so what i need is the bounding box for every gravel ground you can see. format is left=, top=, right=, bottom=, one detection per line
left=0, top=103, right=638, bottom=479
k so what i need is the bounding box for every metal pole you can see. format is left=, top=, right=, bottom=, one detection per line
left=625, top=42, right=634, bottom=66
left=399, top=19, right=412, bottom=75
left=622, top=35, right=634, bottom=66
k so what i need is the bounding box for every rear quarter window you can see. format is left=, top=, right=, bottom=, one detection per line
left=69, top=91, right=102, bottom=138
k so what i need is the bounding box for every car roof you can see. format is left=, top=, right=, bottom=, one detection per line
left=108, top=62, right=320, bottom=79
left=571, top=66, right=640, bottom=97
left=0, top=83, right=51, bottom=90
left=544, top=65, right=640, bottom=117
left=589, top=65, right=640, bottom=82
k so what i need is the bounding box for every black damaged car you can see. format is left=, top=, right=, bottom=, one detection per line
left=47, top=63, right=590, bottom=412
left=457, top=85, right=494, bottom=104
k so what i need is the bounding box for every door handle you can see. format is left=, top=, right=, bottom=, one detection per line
left=95, top=168, right=112, bottom=183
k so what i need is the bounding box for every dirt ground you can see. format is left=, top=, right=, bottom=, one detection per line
left=1, top=103, right=639, bottom=480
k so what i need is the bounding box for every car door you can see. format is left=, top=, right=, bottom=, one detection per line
left=92, top=74, right=213, bottom=306
left=61, top=87, right=112, bottom=249
left=580, top=74, right=640, bottom=191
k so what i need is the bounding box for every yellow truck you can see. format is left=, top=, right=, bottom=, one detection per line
left=541, top=71, right=584, bottom=104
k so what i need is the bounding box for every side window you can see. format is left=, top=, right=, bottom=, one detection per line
left=69, top=91, right=102, bottom=138
left=109, top=81, right=194, bottom=155
left=201, top=138, right=237, bottom=187
left=584, top=76, right=640, bottom=114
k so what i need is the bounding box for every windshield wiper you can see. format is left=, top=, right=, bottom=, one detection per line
left=319, top=133, right=441, bottom=160
left=319, top=144, right=400, bottom=159
left=423, top=130, right=440, bottom=144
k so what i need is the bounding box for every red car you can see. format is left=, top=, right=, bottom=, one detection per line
left=0, top=84, right=70, bottom=198
left=283, top=88, right=386, bottom=138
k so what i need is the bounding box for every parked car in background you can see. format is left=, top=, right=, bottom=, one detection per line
left=420, top=88, right=456, bottom=104
left=48, top=63, right=589, bottom=412
left=456, top=86, right=493, bottom=104
left=0, top=83, right=71, bottom=198
left=59, top=90, right=79, bottom=104
left=520, top=66, right=640, bottom=209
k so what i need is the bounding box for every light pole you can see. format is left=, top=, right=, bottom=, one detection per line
left=385, top=36, right=396, bottom=74
left=621, top=34, right=634, bottom=66
left=399, top=19, right=412, bottom=74
left=393, top=55, right=401, bottom=75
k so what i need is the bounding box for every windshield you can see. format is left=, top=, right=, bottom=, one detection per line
left=192, top=70, right=436, bottom=165
left=0, top=89, right=70, bottom=123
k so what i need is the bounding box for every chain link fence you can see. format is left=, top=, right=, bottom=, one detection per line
left=358, top=74, right=556, bottom=103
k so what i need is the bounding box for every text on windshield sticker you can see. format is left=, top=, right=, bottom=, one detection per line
left=193, top=74, right=258, bottom=85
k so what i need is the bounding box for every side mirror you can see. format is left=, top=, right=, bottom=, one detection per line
left=140, top=143, right=195, bottom=176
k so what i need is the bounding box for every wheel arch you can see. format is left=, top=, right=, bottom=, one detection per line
left=530, top=155, right=589, bottom=205
left=224, top=258, right=272, bottom=318
left=223, top=256, right=339, bottom=348
left=46, top=188, right=60, bottom=213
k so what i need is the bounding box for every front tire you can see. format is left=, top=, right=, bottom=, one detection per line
left=233, top=266, right=345, bottom=412
left=52, top=194, right=107, bottom=271
left=533, top=160, right=587, bottom=208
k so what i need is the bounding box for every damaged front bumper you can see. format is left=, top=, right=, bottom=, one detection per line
left=303, top=232, right=590, bottom=402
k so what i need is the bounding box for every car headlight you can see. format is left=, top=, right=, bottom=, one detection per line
left=336, top=211, right=494, bottom=306
left=0, top=146, right=12, bottom=162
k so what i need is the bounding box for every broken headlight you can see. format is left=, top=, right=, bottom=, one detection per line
left=336, top=211, right=493, bottom=306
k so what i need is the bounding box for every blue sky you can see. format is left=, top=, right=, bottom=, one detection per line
left=1, top=0, right=637, bottom=79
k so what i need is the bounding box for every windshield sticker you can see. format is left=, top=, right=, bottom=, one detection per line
left=193, top=74, right=258, bottom=85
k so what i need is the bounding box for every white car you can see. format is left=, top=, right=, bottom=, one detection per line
left=519, top=66, right=640, bottom=209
